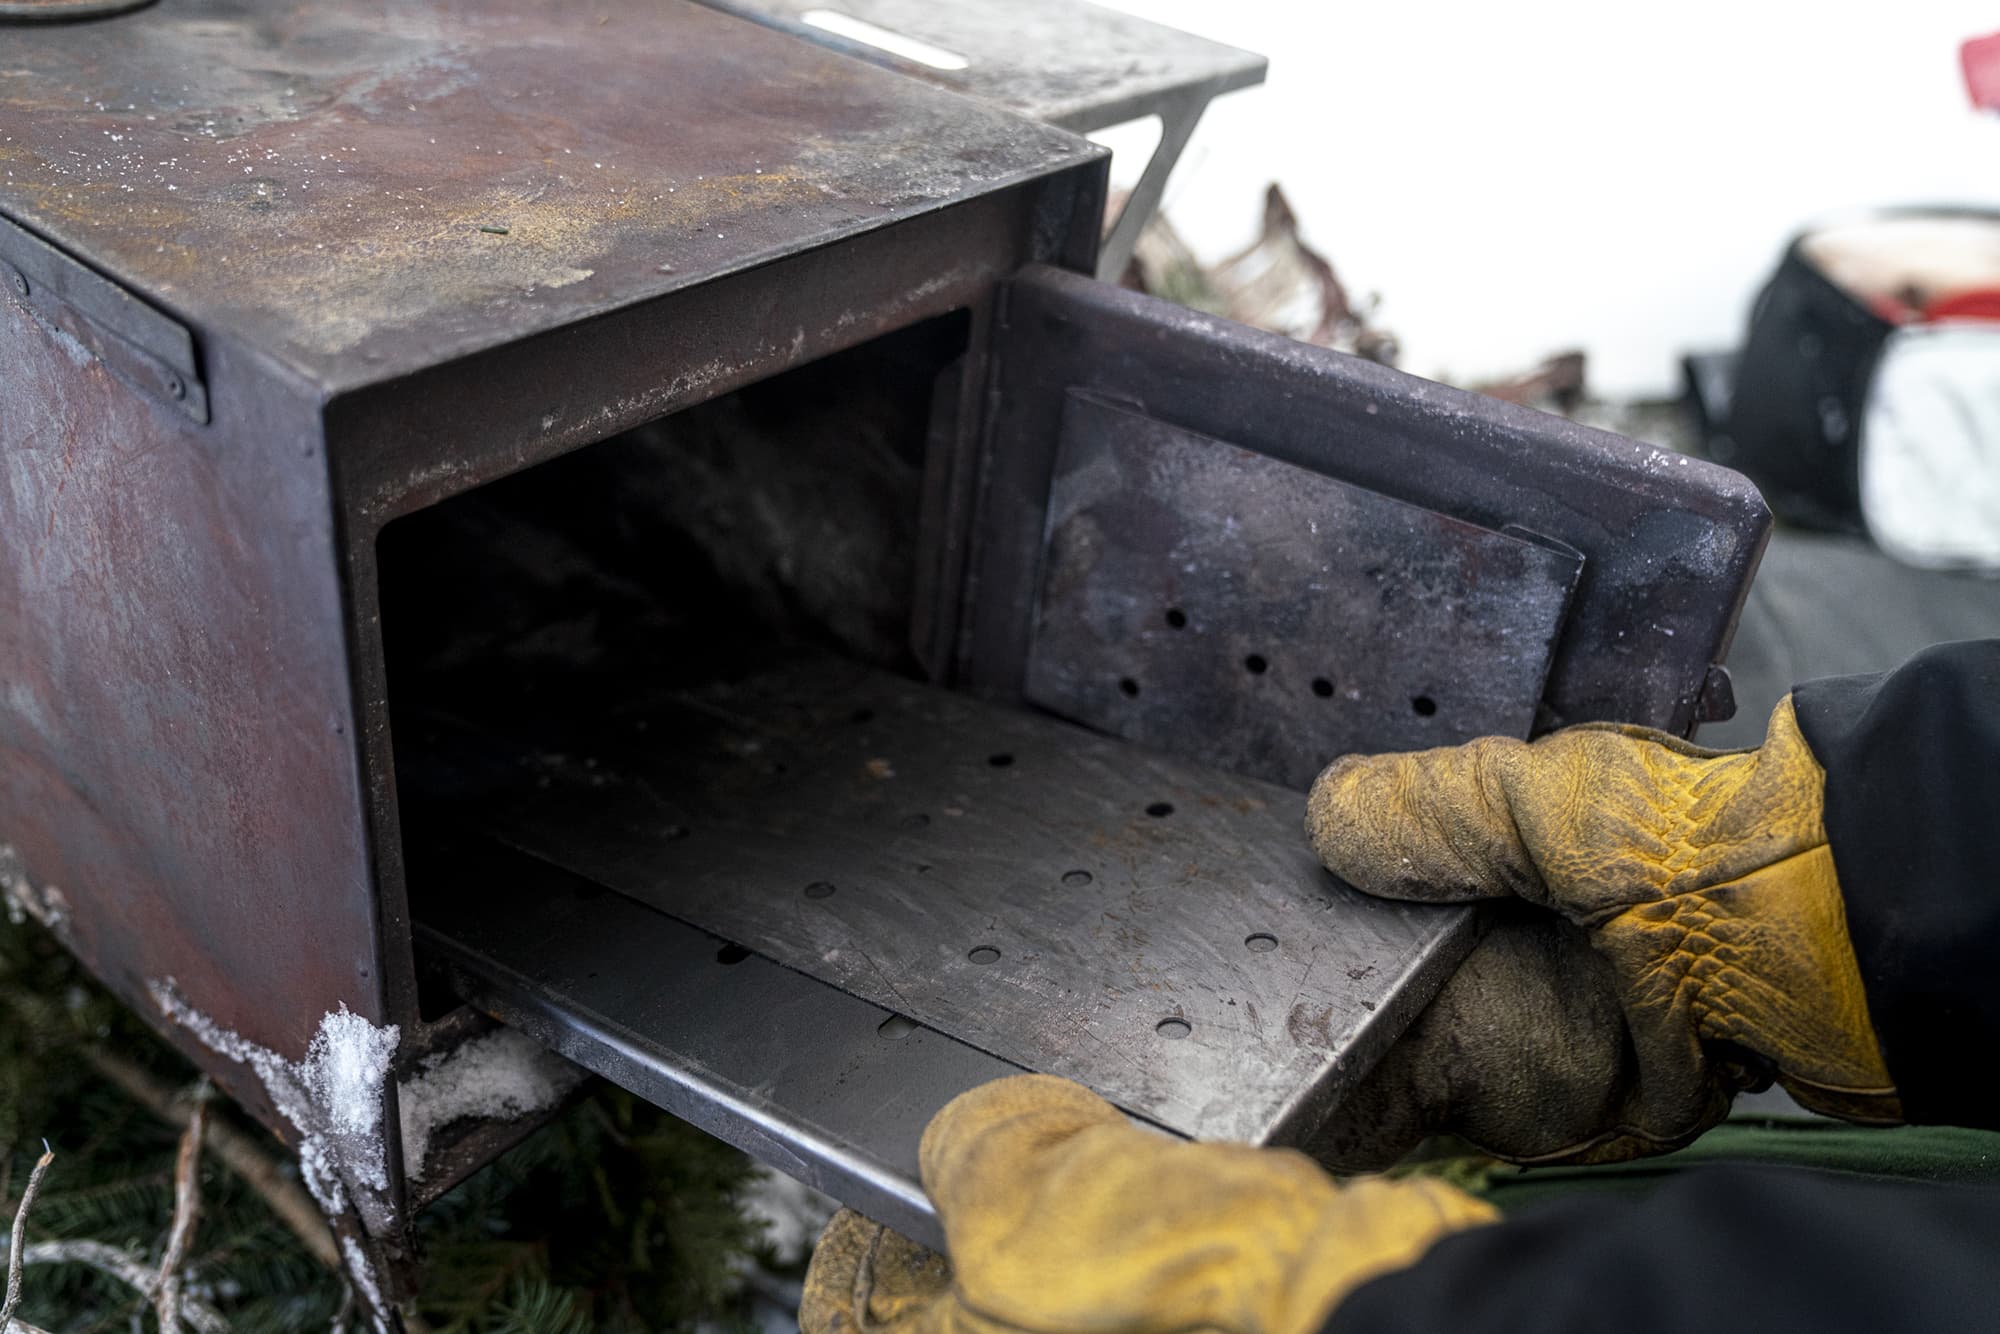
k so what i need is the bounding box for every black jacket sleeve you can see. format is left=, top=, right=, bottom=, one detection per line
left=1792, top=638, right=2000, bottom=1126
left=1331, top=640, right=2000, bottom=1334
left=1331, top=1167, right=2000, bottom=1334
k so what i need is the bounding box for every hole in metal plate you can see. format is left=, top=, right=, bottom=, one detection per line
left=1245, top=933, right=1278, bottom=953
left=803, top=881, right=837, bottom=899
left=715, top=943, right=750, bottom=965
left=968, top=946, right=1001, bottom=965
left=1156, top=1018, right=1192, bottom=1040
left=1145, top=801, right=1173, bottom=818
left=1061, top=869, right=1093, bottom=887
left=877, top=1015, right=919, bottom=1040
left=1411, top=695, right=1438, bottom=717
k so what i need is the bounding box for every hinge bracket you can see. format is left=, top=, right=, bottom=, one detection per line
left=0, top=210, right=208, bottom=424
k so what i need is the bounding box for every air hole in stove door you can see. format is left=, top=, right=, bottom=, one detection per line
left=1022, top=392, right=1583, bottom=791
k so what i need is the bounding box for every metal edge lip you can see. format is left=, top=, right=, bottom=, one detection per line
left=0, top=0, right=156, bottom=20
left=299, top=151, right=1107, bottom=402
left=1041, top=60, right=1269, bottom=134
left=1259, top=901, right=1485, bottom=1147
left=416, top=915, right=969, bottom=1250
left=699, top=0, right=1267, bottom=131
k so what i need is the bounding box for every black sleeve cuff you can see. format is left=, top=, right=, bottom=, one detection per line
left=1328, top=1167, right=2000, bottom=1334
left=1792, top=639, right=2000, bottom=1127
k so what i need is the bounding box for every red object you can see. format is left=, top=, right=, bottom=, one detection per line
left=1962, top=31, right=2000, bottom=109
left=1923, top=287, right=2000, bottom=323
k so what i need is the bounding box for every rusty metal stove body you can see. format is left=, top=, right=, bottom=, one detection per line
left=0, top=0, right=1767, bottom=1302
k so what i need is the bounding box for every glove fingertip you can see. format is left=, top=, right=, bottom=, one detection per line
left=1304, top=744, right=1525, bottom=905
left=919, top=1074, right=1122, bottom=1196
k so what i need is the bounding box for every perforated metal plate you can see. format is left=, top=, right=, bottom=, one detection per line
left=433, top=661, right=1476, bottom=1146
left=1024, top=392, right=1584, bottom=790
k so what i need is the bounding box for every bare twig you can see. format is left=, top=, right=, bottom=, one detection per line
left=17, top=1242, right=228, bottom=1334
left=23, top=1240, right=153, bottom=1298
left=1, top=1142, right=53, bottom=1334
left=81, top=1049, right=339, bottom=1270
left=328, top=1278, right=354, bottom=1334
left=154, top=1090, right=210, bottom=1333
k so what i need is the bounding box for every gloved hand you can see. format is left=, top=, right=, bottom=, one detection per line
left=800, top=1074, right=1494, bottom=1334
left=1304, top=696, right=1902, bottom=1170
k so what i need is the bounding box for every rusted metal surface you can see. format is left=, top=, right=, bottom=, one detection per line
left=0, top=0, right=1100, bottom=396
left=704, top=0, right=1266, bottom=132
left=1026, top=392, right=1582, bottom=790
left=324, top=184, right=1094, bottom=531
left=0, top=296, right=380, bottom=1105
left=0, top=0, right=1109, bottom=1272
left=946, top=265, right=1769, bottom=736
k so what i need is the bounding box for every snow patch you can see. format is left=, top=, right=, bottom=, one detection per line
left=150, top=980, right=400, bottom=1234
left=315, top=1009, right=399, bottom=1139
left=739, top=1167, right=836, bottom=1267
left=397, top=1027, right=586, bottom=1184
left=340, top=1235, right=390, bottom=1334
left=0, top=842, right=69, bottom=935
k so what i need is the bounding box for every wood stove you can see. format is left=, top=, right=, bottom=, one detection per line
left=0, top=0, right=1766, bottom=1309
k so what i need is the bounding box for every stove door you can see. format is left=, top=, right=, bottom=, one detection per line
left=941, top=263, right=1765, bottom=751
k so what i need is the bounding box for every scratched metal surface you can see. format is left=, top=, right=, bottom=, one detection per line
left=1025, top=393, right=1581, bottom=791
left=702, top=0, right=1266, bottom=130
left=0, top=0, right=1097, bottom=394
left=0, top=292, right=379, bottom=1087
left=410, top=661, right=1476, bottom=1145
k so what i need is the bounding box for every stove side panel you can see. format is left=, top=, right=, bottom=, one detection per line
left=0, top=300, right=386, bottom=1139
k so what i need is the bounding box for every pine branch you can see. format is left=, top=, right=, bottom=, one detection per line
left=154, top=1091, right=208, bottom=1333
left=1, top=1142, right=52, bottom=1334
left=80, top=1048, right=338, bottom=1271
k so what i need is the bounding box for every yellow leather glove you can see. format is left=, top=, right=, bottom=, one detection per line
left=1303, top=695, right=1901, bottom=1169
left=800, top=1074, right=1495, bottom=1334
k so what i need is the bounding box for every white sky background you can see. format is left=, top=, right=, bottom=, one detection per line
left=1087, top=1, right=2000, bottom=398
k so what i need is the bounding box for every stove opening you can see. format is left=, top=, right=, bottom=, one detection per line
left=377, top=310, right=971, bottom=1020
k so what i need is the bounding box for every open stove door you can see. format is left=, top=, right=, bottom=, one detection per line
left=421, top=265, right=1768, bottom=1250
left=944, top=264, right=1765, bottom=743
